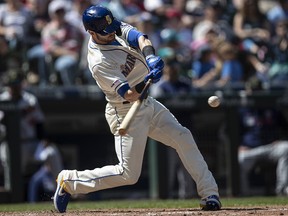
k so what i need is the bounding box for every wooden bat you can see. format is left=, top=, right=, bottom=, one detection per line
left=118, top=79, right=152, bottom=136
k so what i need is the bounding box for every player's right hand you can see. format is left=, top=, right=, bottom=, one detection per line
left=144, top=68, right=163, bottom=83
left=145, top=55, right=164, bottom=71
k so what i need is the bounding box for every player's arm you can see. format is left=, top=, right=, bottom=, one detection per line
left=123, top=40, right=159, bottom=101
left=138, top=35, right=153, bottom=50
left=123, top=35, right=154, bottom=102
left=139, top=35, right=164, bottom=86
left=122, top=30, right=164, bottom=102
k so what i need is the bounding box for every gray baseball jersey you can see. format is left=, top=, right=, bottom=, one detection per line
left=87, top=23, right=148, bottom=103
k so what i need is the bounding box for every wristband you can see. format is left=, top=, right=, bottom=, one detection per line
left=135, top=81, right=145, bottom=93
left=142, top=45, right=155, bottom=57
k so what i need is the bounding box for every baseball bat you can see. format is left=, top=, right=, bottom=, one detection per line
left=118, top=79, right=152, bottom=136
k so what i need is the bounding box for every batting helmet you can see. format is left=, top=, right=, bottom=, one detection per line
left=82, top=5, right=121, bottom=35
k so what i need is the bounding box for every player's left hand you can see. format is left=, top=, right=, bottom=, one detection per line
left=144, top=68, right=163, bottom=83
left=145, top=55, right=164, bottom=71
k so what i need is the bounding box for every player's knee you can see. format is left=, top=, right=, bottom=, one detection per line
left=276, top=142, right=288, bottom=157
left=126, top=178, right=138, bottom=185
left=126, top=174, right=140, bottom=185
left=123, top=171, right=140, bottom=185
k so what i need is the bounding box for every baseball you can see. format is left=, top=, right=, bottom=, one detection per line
left=208, top=96, right=220, bottom=107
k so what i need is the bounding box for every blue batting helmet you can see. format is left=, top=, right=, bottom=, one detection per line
left=82, top=5, right=121, bottom=35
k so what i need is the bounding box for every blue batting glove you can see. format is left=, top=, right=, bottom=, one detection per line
left=145, top=55, right=164, bottom=71
left=144, top=68, right=163, bottom=84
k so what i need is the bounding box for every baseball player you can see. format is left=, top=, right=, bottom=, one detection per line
left=53, top=5, right=221, bottom=213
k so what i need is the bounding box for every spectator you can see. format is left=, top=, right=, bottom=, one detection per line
left=143, top=0, right=186, bottom=19
left=0, top=69, right=45, bottom=190
left=107, top=0, right=143, bottom=24
left=159, top=27, right=191, bottom=72
left=267, top=0, right=288, bottom=27
left=28, top=137, right=63, bottom=202
left=233, top=0, right=271, bottom=62
left=25, top=0, right=50, bottom=49
left=134, top=12, right=161, bottom=50
left=185, top=0, right=206, bottom=19
left=161, top=9, right=194, bottom=71
left=214, top=40, right=243, bottom=89
left=65, top=0, right=95, bottom=85
left=191, top=0, right=234, bottom=47
left=232, top=0, right=278, bottom=91
left=163, top=7, right=193, bottom=48
left=25, top=0, right=51, bottom=86
left=0, top=0, right=33, bottom=68
left=192, top=39, right=243, bottom=90
left=42, top=0, right=83, bottom=86
left=266, top=19, right=288, bottom=87
left=150, top=58, right=191, bottom=98
left=238, top=107, right=288, bottom=196
left=191, top=38, right=222, bottom=90
left=191, top=43, right=215, bottom=88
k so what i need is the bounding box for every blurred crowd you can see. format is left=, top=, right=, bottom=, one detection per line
left=0, top=0, right=288, bottom=92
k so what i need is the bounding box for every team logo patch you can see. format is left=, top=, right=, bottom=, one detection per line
left=106, top=15, right=112, bottom=24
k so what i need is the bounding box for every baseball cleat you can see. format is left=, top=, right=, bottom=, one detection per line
left=53, top=171, right=71, bottom=213
left=200, top=195, right=222, bottom=211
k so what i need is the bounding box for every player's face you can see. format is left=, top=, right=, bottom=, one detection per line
left=96, top=32, right=116, bottom=44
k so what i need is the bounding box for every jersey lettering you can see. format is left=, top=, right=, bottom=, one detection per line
left=121, top=54, right=136, bottom=77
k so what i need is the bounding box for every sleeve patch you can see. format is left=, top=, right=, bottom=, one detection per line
left=111, top=79, right=122, bottom=89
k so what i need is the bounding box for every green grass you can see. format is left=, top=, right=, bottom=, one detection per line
left=0, top=197, right=286, bottom=212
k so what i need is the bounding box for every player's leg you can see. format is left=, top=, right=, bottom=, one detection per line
left=28, top=166, right=46, bottom=202
left=54, top=133, right=149, bottom=212
left=147, top=97, right=220, bottom=209
left=54, top=103, right=151, bottom=212
left=59, top=134, right=148, bottom=193
left=238, top=150, right=259, bottom=196
left=0, top=142, right=10, bottom=190
left=238, top=141, right=288, bottom=196
left=269, top=141, right=288, bottom=195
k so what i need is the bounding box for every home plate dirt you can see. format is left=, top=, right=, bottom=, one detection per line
left=1, top=206, right=288, bottom=216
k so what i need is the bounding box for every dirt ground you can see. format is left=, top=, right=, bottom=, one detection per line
left=1, top=206, right=288, bottom=216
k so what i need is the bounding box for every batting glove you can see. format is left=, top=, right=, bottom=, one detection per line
left=144, top=68, right=163, bottom=84
left=145, top=55, right=164, bottom=71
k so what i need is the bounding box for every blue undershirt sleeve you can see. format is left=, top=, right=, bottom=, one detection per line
left=117, top=83, right=130, bottom=98
left=127, top=29, right=146, bottom=47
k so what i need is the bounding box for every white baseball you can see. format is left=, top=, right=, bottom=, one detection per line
left=208, top=96, right=220, bottom=107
